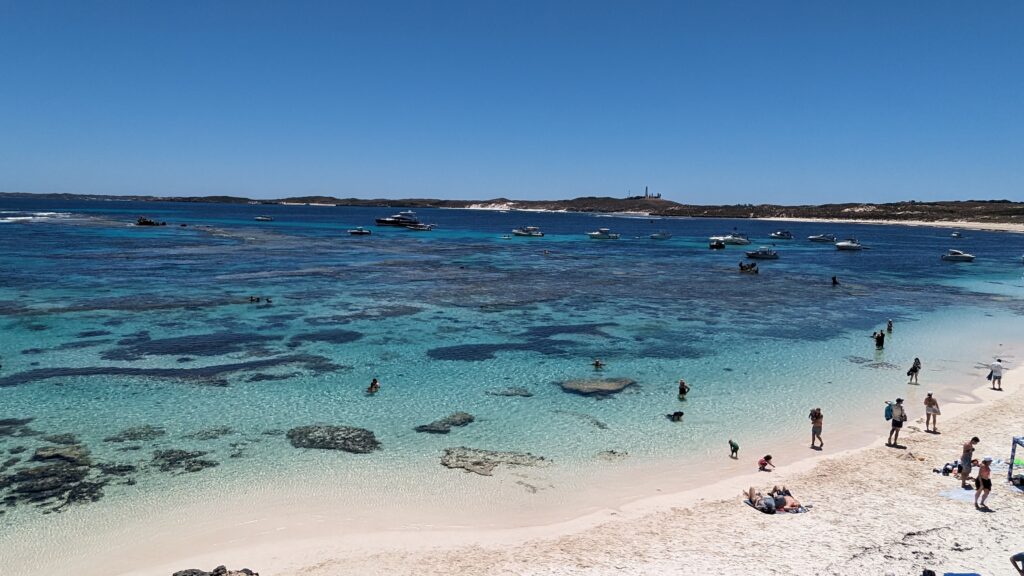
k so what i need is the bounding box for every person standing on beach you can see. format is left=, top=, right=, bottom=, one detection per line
left=809, top=408, right=823, bottom=449
left=729, top=439, right=739, bottom=459
left=907, top=357, right=921, bottom=384
left=886, top=398, right=906, bottom=447
left=974, top=456, right=993, bottom=508
left=961, top=437, right=979, bottom=489
left=990, top=359, right=1004, bottom=391
left=923, top=392, right=940, bottom=433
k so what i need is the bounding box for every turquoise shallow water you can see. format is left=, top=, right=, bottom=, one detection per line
left=1, top=198, right=1023, bottom=551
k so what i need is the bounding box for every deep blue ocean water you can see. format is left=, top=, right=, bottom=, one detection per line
left=1, top=197, right=1023, bottom=538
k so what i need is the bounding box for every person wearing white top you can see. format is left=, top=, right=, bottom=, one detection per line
left=990, top=359, right=1004, bottom=391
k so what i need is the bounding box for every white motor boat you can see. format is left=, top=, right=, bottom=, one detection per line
left=649, top=231, right=672, bottom=240
left=745, top=246, right=779, bottom=260
left=951, top=232, right=963, bottom=238
left=940, top=249, right=975, bottom=262
left=708, top=233, right=751, bottom=245
left=769, top=230, right=793, bottom=240
left=512, top=226, right=544, bottom=237
left=835, top=238, right=864, bottom=251
left=404, top=223, right=436, bottom=231
left=254, top=215, right=273, bottom=222
left=808, top=233, right=836, bottom=243
left=587, top=228, right=620, bottom=240
left=376, top=210, right=422, bottom=227
left=348, top=227, right=372, bottom=236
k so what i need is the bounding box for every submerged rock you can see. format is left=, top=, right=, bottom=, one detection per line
left=0, top=418, right=38, bottom=437
left=4, top=462, right=103, bottom=510
left=596, top=450, right=629, bottom=461
left=556, top=377, right=637, bottom=397
left=286, top=425, right=380, bottom=453
left=152, top=449, right=219, bottom=473
left=42, top=433, right=79, bottom=445
left=185, top=426, right=234, bottom=441
left=104, top=425, right=166, bottom=443
left=440, top=447, right=548, bottom=476
left=32, top=444, right=92, bottom=467
left=97, top=462, right=137, bottom=476
left=486, top=387, right=533, bottom=397
left=414, top=412, right=475, bottom=434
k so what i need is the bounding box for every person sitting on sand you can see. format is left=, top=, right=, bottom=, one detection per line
left=367, top=378, right=380, bottom=394
left=758, top=454, right=775, bottom=472
left=961, top=437, right=980, bottom=489
left=975, top=456, right=993, bottom=509
left=729, top=439, right=740, bottom=459
left=667, top=411, right=684, bottom=422
left=923, top=392, right=940, bottom=433
left=678, top=379, right=690, bottom=400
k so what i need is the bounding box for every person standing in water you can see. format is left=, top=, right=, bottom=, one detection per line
left=367, top=378, right=380, bottom=394
left=809, top=408, right=824, bottom=449
left=729, top=439, right=739, bottom=459
left=678, top=379, right=690, bottom=400
left=592, top=358, right=605, bottom=370
left=923, top=392, right=940, bottom=433
left=887, top=319, right=893, bottom=333
left=874, top=330, right=885, bottom=349
left=907, top=357, right=921, bottom=384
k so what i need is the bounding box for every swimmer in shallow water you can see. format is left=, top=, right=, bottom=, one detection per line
left=367, top=378, right=380, bottom=394
left=667, top=411, right=684, bottom=422
left=678, top=379, right=690, bottom=400
left=592, top=358, right=605, bottom=370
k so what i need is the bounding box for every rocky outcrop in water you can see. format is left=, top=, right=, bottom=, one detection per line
left=185, top=426, right=234, bottom=440
left=172, top=565, right=258, bottom=576
left=104, top=425, right=166, bottom=443
left=152, top=449, right=219, bottom=473
left=286, top=425, right=380, bottom=453
left=32, top=444, right=92, bottom=467
left=440, top=447, right=548, bottom=476
left=0, top=417, right=38, bottom=438
left=414, top=412, right=475, bottom=434
left=556, top=377, right=637, bottom=397
left=42, top=433, right=79, bottom=445
left=486, top=387, right=533, bottom=397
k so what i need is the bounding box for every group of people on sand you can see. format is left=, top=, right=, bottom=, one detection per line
left=747, top=485, right=802, bottom=514
left=958, top=436, right=994, bottom=508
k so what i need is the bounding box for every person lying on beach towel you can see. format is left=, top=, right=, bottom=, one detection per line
left=746, top=486, right=807, bottom=514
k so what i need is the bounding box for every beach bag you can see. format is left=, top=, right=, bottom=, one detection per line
left=884, top=404, right=893, bottom=421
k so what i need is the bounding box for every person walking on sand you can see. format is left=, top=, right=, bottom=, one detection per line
left=961, top=437, right=980, bottom=489
left=886, top=398, right=907, bottom=447
left=907, top=357, right=921, bottom=384
left=974, top=456, right=993, bottom=508
left=923, top=392, right=941, bottom=433
left=989, top=358, right=1004, bottom=391
left=809, top=408, right=824, bottom=449
left=678, top=379, right=690, bottom=400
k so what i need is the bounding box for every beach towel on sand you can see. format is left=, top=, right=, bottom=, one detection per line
left=744, top=499, right=811, bottom=514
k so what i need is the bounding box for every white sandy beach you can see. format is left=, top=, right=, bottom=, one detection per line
left=133, top=366, right=1019, bottom=576
left=14, top=348, right=1008, bottom=576
left=757, top=216, right=1024, bottom=234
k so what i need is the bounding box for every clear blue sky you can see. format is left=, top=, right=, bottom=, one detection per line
left=1, top=1, right=1021, bottom=203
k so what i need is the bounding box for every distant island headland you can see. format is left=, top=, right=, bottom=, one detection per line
left=2, top=191, right=1022, bottom=225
